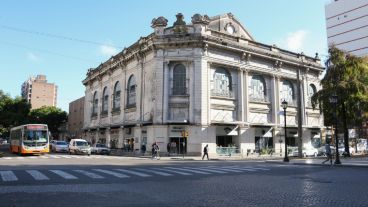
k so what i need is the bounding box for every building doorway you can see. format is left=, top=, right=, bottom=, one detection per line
left=169, top=137, right=187, bottom=154
left=216, top=136, right=233, bottom=147
left=255, top=136, right=273, bottom=153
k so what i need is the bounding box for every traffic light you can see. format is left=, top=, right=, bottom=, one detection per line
left=181, top=130, right=188, bottom=137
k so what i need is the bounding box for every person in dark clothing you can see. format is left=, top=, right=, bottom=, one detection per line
left=202, top=144, right=209, bottom=160
left=141, top=144, right=146, bottom=155
left=167, top=142, right=171, bottom=156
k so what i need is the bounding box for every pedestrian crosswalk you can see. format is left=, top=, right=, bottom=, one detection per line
left=0, top=155, right=124, bottom=160
left=0, top=165, right=271, bottom=183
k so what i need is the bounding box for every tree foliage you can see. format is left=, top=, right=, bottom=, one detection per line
left=28, top=106, right=68, bottom=137
left=0, top=90, right=68, bottom=139
left=312, top=46, right=368, bottom=154
left=0, top=90, right=31, bottom=137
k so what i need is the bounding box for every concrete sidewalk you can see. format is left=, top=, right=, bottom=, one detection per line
left=265, top=156, right=368, bottom=168
left=131, top=154, right=368, bottom=168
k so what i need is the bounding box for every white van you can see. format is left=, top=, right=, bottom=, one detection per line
left=69, top=139, right=91, bottom=156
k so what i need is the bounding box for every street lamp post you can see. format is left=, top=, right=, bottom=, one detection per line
left=329, top=94, right=341, bottom=165
left=281, top=100, right=289, bottom=162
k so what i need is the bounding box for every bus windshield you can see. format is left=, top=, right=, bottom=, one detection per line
left=24, top=130, right=48, bottom=143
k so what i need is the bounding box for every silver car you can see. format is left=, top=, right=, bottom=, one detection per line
left=52, top=141, right=69, bottom=153
left=91, top=144, right=111, bottom=155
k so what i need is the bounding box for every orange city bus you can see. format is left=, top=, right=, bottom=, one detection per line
left=9, top=124, right=50, bottom=155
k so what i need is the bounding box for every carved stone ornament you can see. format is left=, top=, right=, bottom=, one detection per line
left=274, top=60, right=283, bottom=69
left=173, top=13, right=188, bottom=33
left=151, top=16, right=168, bottom=28
left=191, top=13, right=210, bottom=25
left=241, top=52, right=251, bottom=62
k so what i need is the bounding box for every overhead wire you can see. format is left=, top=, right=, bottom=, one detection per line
left=0, top=24, right=123, bottom=49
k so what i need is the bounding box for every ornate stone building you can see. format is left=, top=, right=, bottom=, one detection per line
left=82, top=13, right=324, bottom=156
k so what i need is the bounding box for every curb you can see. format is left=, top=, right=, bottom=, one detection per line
left=265, top=160, right=368, bottom=168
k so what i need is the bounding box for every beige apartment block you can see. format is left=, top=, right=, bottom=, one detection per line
left=68, top=96, right=85, bottom=140
left=21, top=75, right=57, bottom=110
left=82, top=13, right=324, bottom=156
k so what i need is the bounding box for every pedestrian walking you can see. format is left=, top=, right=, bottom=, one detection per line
left=151, top=142, right=160, bottom=159
left=167, top=142, right=171, bottom=156
left=141, top=144, right=146, bottom=156
left=202, top=144, right=209, bottom=160
left=322, top=141, right=332, bottom=165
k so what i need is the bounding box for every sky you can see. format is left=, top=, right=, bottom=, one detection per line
left=0, top=0, right=331, bottom=112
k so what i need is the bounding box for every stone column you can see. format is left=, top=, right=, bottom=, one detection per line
left=272, top=75, right=280, bottom=125
left=244, top=69, right=249, bottom=123
left=106, top=127, right=111, bottom=148
left=163, top=61, right=170, bottom=123
left=238, top=68, right=244, bottom=123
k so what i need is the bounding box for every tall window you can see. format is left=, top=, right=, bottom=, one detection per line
left=249, top=75, right=266, bottom=102
left=127, top=75, right=136, bottom=107
left=102, top=87, right=108, bottom=113
left=212, top=68, right=232, bottom=98
left=113, top=81, right=121, bottom=111
left=173, top=64, right=186, bottom=95
left=281, top=80, right=294, bottom=104
left=308, top=84, right=317, bottom=107
left=92, top=91, right=98, bottom=116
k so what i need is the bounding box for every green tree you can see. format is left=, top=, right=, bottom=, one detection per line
left=0, top=90, right=31, bottom=137
left=312, top=46, right=368, bottom=156
left=28, top=106, right=68, bottom=139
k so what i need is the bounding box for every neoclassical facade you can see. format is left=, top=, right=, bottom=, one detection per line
left=82, top=13, right=324, bottom=156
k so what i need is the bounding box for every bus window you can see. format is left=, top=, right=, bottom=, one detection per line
left=25, top=130, right=48, bottom=142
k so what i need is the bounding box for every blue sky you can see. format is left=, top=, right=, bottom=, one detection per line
left=0, top=0, right=330, bottom=112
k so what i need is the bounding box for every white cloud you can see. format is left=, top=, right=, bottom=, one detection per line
left=285, top=30, right=308, bottom=52
left=100, top=44, right=118, bottom=56
left=27, top=52, right=40, bottom=62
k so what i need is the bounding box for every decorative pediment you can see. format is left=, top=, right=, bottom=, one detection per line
left=208, top=13, right=254, bottom=40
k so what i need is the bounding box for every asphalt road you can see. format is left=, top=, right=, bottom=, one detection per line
left=1, top=144, right=368, bottom=207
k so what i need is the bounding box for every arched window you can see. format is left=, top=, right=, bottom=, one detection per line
left=249, top=75, right=266, bottom=102
left=92, top=91, right=98, bottom=116
left=127, top=75, right=136, bottom=107
left=173, top=64, right=186, bottom=95
left=102, top=87, right=108, bottom=113
left=308, top=84, right=317, bottom=107
left=281, top=80, right=294, bottom=104
left=212, top=68, right=232, bottom=98
left=113, top=81, right=121, bottom=111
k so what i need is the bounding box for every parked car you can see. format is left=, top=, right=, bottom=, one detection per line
left=69, top=139, right=91, bottom=155
left=51, top=141, right=69, bottom=153
left=91, top=143, right=111, bottom=155
left=302, top=147, right=319, bottom=157
left=0, top=138, right=8, bottom=144
left=50, top=140, right=56, bottom=150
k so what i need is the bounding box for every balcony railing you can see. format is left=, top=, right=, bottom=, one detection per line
left=211, top=90, right=234, bottom=99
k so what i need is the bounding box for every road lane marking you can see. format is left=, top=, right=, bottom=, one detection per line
left=164, top=167, right=210, bottom=175
left=93, top=169, right=130, bottom=178
left=189, top=167, right=228, bottom=174
left=206, top=166, right=243, bottom=173
left=26, top=170, right=49, bottom=180
left=60, top=155, right=72, bottom=158
left=0, top=171, right=18, bottom=181
left=115, top=169, right=151, bottom=177
left=133, top=168, right=173, bottom=176
left=225, top=166, right=270, bottom=171
left=49, top=170, right=78, bottom=179
left=73, top=170, right=105, bottom=179
left=152, top=168, right=192, bottom=175
left=49, top=155, right=61, bottom=159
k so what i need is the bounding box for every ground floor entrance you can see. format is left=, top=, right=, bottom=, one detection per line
left=169, top=137, right=187, bottom=154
